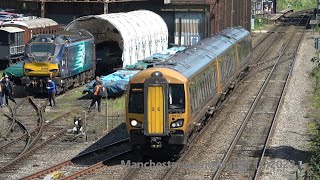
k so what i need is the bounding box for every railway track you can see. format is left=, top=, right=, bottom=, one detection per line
left=212, top=32, right=304, bottom=180
left=211, top=14, right=308, bottom=180
left=0, top=96, right=94, bottom=178
left=117, top=11, right=312, bottom=180
left=0, top=97, right=45, bottom=172
left=22, top=138, right=132, bottom=180
left=1, top=10, right=311, bottom=180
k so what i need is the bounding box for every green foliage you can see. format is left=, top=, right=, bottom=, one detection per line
left=311, top=67, right=320, bottom=109
left=253, top=17, right=269, bottom=31
left=277, top=0, right=317, bottom=11
left=309, top=123, right=320, bottom=178
left=315, top=25, right=320, bottom=33
left=309, top=67, right=320, bottom=177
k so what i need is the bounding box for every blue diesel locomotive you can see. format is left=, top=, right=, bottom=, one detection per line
left=21, top=29, right=95, bottom=93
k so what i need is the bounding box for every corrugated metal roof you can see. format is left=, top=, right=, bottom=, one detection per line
left=2, top=18, right=58, bottom=29
left=66, top=10, right=168, bottom=68
left=0, top=26, right=24, bottom=33
left=154, top=27, right=250, bottom=78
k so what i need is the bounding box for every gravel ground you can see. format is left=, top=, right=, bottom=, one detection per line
left=1, top=25, right=312, bottom=180
left=260, top=31, right=316, bottom=179
left=0, top=84, right=128, bottom=179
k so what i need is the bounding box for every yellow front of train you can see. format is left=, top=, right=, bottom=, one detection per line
left=126, top=68, right=190, bottom=151
left=23, top=42, right=59, bottom=77
left=24, top=62, right=59, bottom=77
left=21, top=39, right=61, bottom=92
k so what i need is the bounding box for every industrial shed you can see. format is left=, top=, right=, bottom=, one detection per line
left=66, top=10, right=168, bottom=68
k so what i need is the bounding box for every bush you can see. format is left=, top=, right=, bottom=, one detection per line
left=309, top=123, right=320, bottom=178
left=309, top=67, right=320, bottom=177
left=277, top=0, right=317, bottom=11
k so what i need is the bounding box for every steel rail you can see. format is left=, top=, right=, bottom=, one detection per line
left=239, top=11, right=305, bottom=85
left=3, top=98, right=26, bottom=138
left=3, top=124, right=75, bottom=174
left=61, top=149, right=133, bottom=180
left=212, top=35, right=294, bottom=180
left=7, top=98, right=92, bottom=175
left=0, top=97, right=45, bottom=172
left=0, top=112, right=71, bottom=150
left=72, top=137, right=130, bottom=160
left=159, top=11, right=311, bottom=180
left=253, top=14, right=309, bottom=180
left=159, top=22, right=291, bottom=180
left=253, top=30, right=305, bottom=180
left=22, top=138, right=131, bottom=180
left=159, top=15, right=296, bottom=180
left=212, top=13, right=308, bottom=180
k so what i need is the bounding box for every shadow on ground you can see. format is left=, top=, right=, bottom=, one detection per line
left=255, top=145, right=311, bottom=165
left=71, top=123, right=178, bottom=167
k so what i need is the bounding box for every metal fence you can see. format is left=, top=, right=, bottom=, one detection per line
left=105, top=96, right=126, bottom=132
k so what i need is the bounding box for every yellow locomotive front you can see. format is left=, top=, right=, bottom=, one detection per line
left=126, top=68, right=190, bottom=151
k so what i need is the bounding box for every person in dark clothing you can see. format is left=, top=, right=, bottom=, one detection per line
left=93, top=76, right=101, bottom=88
left=89, top=80, right=105, bottom=112
left=46, top=79, right=56, bottom=107
left=1, top=75, right=16, bottom=106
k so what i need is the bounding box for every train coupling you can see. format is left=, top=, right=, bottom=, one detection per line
left=150, top=137, right=162, bottom=148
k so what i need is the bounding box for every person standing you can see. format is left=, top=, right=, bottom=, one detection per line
left=89, top=80, right=104, bottom=112
left=1, top=75, right=16, bottom=106
left=46, top=79, right=56, bottom=107
left=93, top=76, right=101, bottom=88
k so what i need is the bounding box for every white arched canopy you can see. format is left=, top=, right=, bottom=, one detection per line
left=66, top=10, right=168, bottom=67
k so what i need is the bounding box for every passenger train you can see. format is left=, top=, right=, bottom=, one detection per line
left=125, top=27, right=252, bottom=154
left=21, top=29, right=95, bottom=93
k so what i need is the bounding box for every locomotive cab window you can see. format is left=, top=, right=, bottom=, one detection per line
left=128, top=84, right=144, bottom=113
left=29, top=43, right=56, bottom=58
left=168, top=84, right=185, bottom=113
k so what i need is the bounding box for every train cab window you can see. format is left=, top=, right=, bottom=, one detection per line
left=168, top=84, right=185, bottom=113
left=29, top=43, right=56, bottom=58
left=128, top=84, right=144, bottom=113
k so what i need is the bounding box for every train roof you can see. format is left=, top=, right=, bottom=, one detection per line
left=29, top=29, right=93, bottom=44
left=66, top=10, right=168, bottom=67
left=2, top=18, right=58, bottom=29
left=0, top=26, right=24, bottom=33
left=154, top=27, right=250, bottom=78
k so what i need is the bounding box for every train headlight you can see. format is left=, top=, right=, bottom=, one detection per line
left=131, top=120, right=138, bottom=126
left=49, top=69, right=59, bottom=73
left=130, top=119, right=142, bottom=128
left=170, top=119, right=184, bottom=128
left=24, top=68, right=33, bottom=73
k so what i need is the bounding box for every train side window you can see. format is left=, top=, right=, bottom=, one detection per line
left=191, top=88, right=195, bottom=112
left=213, top=70, right=217, bottom=90
left=192, top=86, right=198, bottom=111
left=9, top=33, right=15, bottom=44
left=207, top=73, right=211, bottom=95
left=200, top=81, right=204, bottom=104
